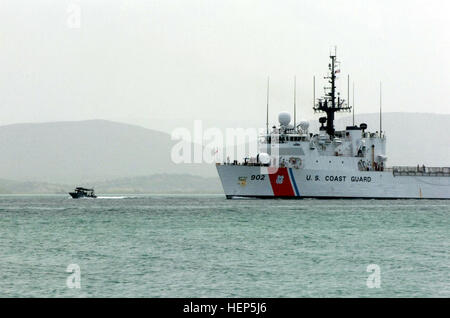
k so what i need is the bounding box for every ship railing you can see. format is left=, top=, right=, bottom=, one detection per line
left=391, top=166, right=450, bottom=177
left=217, top=161, right=270, bottom=167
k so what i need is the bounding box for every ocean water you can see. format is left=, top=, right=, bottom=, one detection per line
left=0, top=194, right=448, bottom=298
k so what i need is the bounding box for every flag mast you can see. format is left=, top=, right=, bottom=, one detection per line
left=352, top=82, right=355, bottom=126
left=379, top=82, right=382, bottom=136
left=266, top=77, right=270, bottom=135
left=294, top=76, right=297, bottom=129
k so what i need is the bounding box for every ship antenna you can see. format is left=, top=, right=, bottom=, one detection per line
left=347, top=74, right=350, bottom=124
left=266, top=77, right=270, bottom=135
left=379, top=81, right=382, bottom=136
left=293, top=76, right=297, bottom=129
left=352, top=82, right=355, bottom=126
left=313, top=76, right=315, bottom=110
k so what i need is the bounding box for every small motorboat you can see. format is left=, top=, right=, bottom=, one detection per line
left=69, top=187, right=97, bottom=199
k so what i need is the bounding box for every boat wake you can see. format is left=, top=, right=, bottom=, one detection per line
left=96, top=196, right=128, bottom=199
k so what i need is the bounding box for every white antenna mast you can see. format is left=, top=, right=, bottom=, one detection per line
left=266, top=77, right=270, bottom=135
left=347, top=74, right=350, bottom=123
left=313, top=76, right=315, bottom=109
left=379, top=81, right=382, bottom=135
left=352, top=82, right=355, bottom=126
left=294, top=76, right=297, bottom=128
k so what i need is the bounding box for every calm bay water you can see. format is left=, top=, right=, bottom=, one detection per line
left=0, top=194, right=449, bottom=297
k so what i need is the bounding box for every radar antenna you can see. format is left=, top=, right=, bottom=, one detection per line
left=313, top=51, right=352, bottom=136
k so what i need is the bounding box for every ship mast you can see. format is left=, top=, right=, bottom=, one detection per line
left=313, top=50, right=351, bottom=136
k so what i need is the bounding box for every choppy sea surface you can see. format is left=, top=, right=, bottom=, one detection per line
left=0, top=194, right=449, bottom=298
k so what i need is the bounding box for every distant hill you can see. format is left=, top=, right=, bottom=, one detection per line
left=0, top=178, right=68, bottom=194
left=93, top=174, right=222, bottom=194
left=0, top=114, right=449, bottom=188
left=0, top=174, right=222, bottom=194
left=0, top=120, right=215, bottom=183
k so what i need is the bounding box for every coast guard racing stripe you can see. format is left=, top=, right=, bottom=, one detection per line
left=288, top=168, right=300, bottom=197
left=268, top=167, right=298, bottom=197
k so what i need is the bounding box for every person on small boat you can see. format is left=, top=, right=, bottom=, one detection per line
left=69, top=187, right=97, bottom=199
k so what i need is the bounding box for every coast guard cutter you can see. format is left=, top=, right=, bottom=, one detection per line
left=216, top=52, right=450, bottom=199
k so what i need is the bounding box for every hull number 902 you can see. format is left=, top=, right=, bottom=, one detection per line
left=251, top=175, right=266, bottom=181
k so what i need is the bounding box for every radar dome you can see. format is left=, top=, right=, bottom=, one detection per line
left=258, top=153, right=271, bottom=165
left=278, top=112, right=291, bottom=126
left=299, top=121, right=310, bottom=131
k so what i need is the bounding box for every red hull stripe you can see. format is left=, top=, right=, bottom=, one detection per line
left=268, top=167, right=295, bottom=197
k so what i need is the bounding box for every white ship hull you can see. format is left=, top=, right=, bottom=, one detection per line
left=217, top=165, right=450, bottom=199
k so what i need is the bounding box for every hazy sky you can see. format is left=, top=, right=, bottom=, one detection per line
left=1, top=0, right=449, bottom=132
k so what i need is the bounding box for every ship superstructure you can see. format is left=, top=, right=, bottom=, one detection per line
left=216, top=52, right=450, bottom=199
